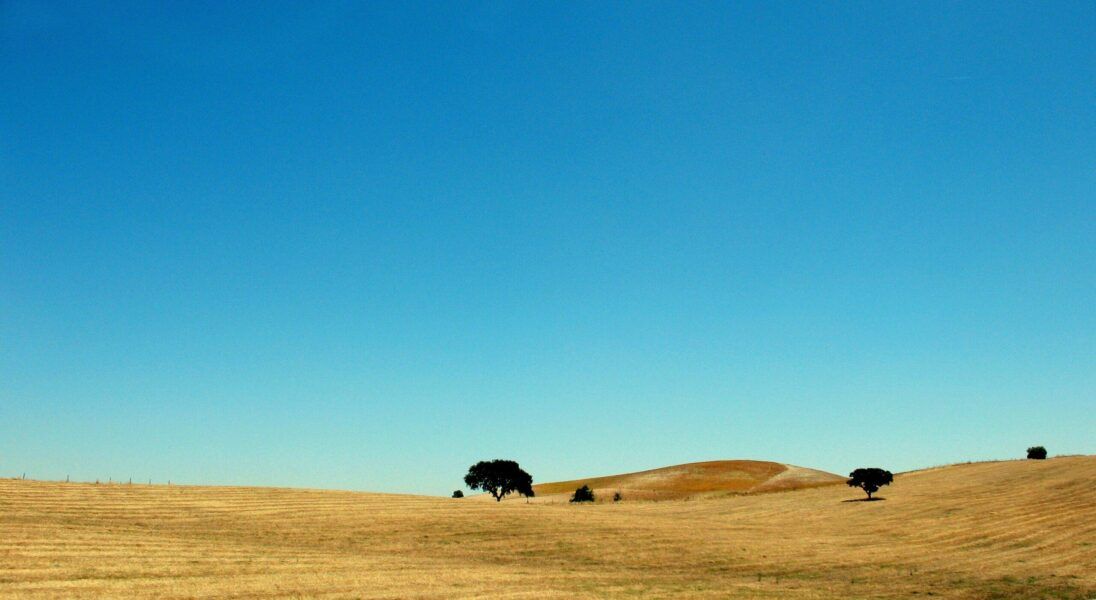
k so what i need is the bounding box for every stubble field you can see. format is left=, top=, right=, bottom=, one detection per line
left=1, top=456, right=1093, bottom=599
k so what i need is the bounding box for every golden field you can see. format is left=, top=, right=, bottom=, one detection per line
left=525, top=460, right=844, bottom=502
left=1, top=456, right=1093, bottom=599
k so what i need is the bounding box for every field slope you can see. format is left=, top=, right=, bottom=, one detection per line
left=527, top=459, right=843, bottom=501
left=1, top=456, right=1093, bottom=598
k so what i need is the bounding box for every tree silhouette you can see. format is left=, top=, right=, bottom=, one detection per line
left=571, top=485, right=595, bottom=503
left=451, top=490, right=464, bottom=498
left=847, top=468, right=893, bottom=500
left=463, top=460, right=534, bottom=502
left=1026, top=446, right=1047, bottom=460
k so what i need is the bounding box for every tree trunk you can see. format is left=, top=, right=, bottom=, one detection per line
left=866, top=489, right=872, bottom=500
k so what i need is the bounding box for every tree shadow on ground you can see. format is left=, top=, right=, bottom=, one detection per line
left=842, top=497, right=887, bottom=503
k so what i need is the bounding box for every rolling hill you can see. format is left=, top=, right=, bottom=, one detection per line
left=0, top=456, right=1093, bottom=598
left=524, top=459, right=844, bottom=501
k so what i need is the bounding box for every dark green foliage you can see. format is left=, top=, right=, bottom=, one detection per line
left=451, top=490, right=464, bottom=498
left=847, top=467, right=893, bottom=500
left=571, top=484, right=595, bottom=503
left=463, top=459, right=534, bottom=502
left=1026, top=446, right=1047, bottom=460
left=612, top=491, right=623, bottom=503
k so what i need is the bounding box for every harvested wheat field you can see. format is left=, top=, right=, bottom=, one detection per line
left=1, top=456, right=1093, bottom=599
left=525, top=460, right=844, bottom=502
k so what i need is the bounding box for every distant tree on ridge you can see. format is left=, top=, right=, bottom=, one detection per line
left=451, top=490, right=464, bottom=498
left=463, top=460, right=534, bottom=502
left=847, top=468, right=893, bottom=500
left=1026, top=446, right=1047, bottom=460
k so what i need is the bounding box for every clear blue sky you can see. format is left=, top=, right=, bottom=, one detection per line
left=2, top=2, right=1093, bottom=495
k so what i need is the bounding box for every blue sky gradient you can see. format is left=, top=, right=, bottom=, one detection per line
left=2, top=1, right=1093, bottom=494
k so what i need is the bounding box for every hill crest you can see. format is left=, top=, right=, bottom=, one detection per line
left=519, top=459, right=844, bottom=502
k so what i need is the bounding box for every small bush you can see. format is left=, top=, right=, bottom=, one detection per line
left=571, top=485, right=595, bottom=503
left=1026, top=446, right=1047, bottom=460
left=451, top=490, right=464, bottom=498
left=612, top=491, right=623, bottom=503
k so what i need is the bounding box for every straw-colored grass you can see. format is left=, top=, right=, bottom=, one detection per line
left=1, top=456, right=1093, bottom=598
left=525, top=460, right=843, bottom=502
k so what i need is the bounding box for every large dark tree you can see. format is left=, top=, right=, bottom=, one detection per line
left=1026, top=446, right=1047, bottom=460
left=847, top=468, right=893, bottom=500
left=463, top=460, right=534, bottom=502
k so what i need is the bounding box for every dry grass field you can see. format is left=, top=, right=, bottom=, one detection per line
left=525, top=460, right=844, bottom=502
left=1, top=456, right=1093, bottom=599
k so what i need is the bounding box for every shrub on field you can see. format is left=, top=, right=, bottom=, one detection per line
left=571, top=485, right=595, bottom=503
